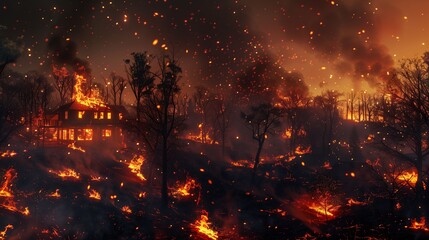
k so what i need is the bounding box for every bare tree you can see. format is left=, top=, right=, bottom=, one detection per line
left=52, top=66, right=74, bottom=105
left=241, top=103, right=283, bottom=180
left=105, top=72, right=127, bottom=105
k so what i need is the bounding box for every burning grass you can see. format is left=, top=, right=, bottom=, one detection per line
left=48, top=168, right=80, bottom=180
left=406, top=217, right=429, bottom=231
left=0, top=169, right=30, bottom=216
left=191, top=210, right=218, bottom=240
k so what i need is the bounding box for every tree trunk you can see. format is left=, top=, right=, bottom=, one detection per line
left=161, top=135, right=168, bottom=206
left=252, top=141, right=264, bottom=181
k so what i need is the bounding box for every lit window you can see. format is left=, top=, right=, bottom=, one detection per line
left=77, top=129, right=92, bottom=141
left=78, top=111, right=85, bottom=119
left=77, top=129, right=84, bottom=141
left=102, top=129, right=112, bottom=138
left=119, top=113, right=123, bottom=120
left=94, top=112, right=98, bottom=119
left=85, top=129, right=93, bottom=140
left=107, top=112, right=112, bottom=119
left=99, top=112, right=104, bottom=119
left=64, top=111, right=68, bottom=119
left=62, top=129, right=67, bottom=140
left=69, top=129, right=74, bottom=140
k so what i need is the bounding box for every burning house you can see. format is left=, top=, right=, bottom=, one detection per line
left=36, top=74, right=126, bottom=147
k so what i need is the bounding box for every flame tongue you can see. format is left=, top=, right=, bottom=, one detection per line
left=0, top=169, right=30, bottom=216
left=73, top=74, right=105, bottom=108
left=192, top=210, right=218, bottom=240
left=408, top=217, right=429, bottom=231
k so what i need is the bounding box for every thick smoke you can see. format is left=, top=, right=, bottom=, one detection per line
left=47, top=35, right=91, bottom=75
left=247, top=0, right=397, bottom=85
left=0, top=25, right=22, bottom=68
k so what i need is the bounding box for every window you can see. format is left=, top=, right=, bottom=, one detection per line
left=119, top=113, right=123, bottom=120
left=62, top=129, right=67, bottom=140
left=64, top=111, right=68, bottom=119
left=107, top=112, right=111, bottom=119
left=78, top=111, right=85, bottom=119
left=84, top=129, right=93, bottom=140
left=77, top=129, right=93, bottom=141
left=99, top=112, right=104, bottom=119
left=68, top=129, right=74, bottom=140
left=94, top=112, right=98, bottom=119
left=102, top=129, right=112, bottom=138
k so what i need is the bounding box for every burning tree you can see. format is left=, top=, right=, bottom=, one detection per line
left=241, top=103, right=282, bottom=180
left=277, top=71, right=310, bottom=154
left=376, top=56, right=429, bottom=205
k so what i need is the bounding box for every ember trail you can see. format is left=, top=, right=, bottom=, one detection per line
left=1, top=1, right=429, bottom=239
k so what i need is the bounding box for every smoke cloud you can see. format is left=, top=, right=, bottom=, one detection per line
left=247, top=0, right=397, bottom=85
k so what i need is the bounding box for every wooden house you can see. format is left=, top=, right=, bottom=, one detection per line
left=37, top=101, right=126, bottom=147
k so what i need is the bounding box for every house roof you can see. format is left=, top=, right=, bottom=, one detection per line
left=56, top=101, right=111, bottom=112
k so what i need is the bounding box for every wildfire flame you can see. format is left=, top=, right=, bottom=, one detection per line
left=397, top=171, right=418, bottom=187
left=126, top=155, right=146, bottom=181
left=346, top=198, right=366, bottom=206
left=73, top=74, right=106, bottom=108
left=229, top=159, right=253, bottom=168
left=407, top=217, right=429, bottom=231
left=0, top=225, right=13, bottom=240
left=49, top=169, right=80, bottom=180
left=308, top=200, right=339, bottom=219
left=0, top=169, right=30, bottom=216
left=172, top=177, right=200, bottom=198
left=192, top=210, right=218, bottom=240
left=0, top=150, right=17, bottom=158
left=47, top=189, right=61, bottom=198
left=295, top=146, right=312, bottom=155
left=121, top=205, right=132, bottom=214
left=87, top=185, right=101, bottom=200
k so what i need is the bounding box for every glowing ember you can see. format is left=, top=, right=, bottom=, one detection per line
left=406, top=217, right=429, bottom=231
left=0, top=169, right=30, bottom=216
left=0, top=150, right=17, bottom=158
left=126, top=155, right=146, bottom=181
left=229, top=159, right=253, bottom=168
left=192, top=210, right=218, bottom=240
left=67, top=142, right=86, bottom=153
left=346, top=198, right=366, bottom=206
left=0, top=224, right=13, bottom=239
left=73, top=74, right=106, bottom=108
left=172, top=177, right=200, bottom=198
left=121, top=205, right=132, bottom=214
left=47, top=189, right=61, bottom=198
left=49, top=169, right=80, bottom=180
left=87, top=185, right=101, bottom=200
left=295, top=146, right=312, bottom=155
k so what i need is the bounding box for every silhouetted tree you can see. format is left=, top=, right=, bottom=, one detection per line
left=277, top=71, right=309, bottom=153
left=313, top=90, right=342, bottom=160
left=377, top=56, right=429, bottom=204
left=106, top=72, right=127, bottom=105
left=241, top=103, right=282, bottom=181
left=125, top=52, right=155, bottom=122
left=52, top=66, right=74, bottom=105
